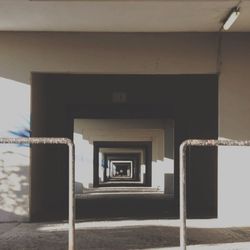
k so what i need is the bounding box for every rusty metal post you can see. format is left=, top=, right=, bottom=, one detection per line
left=0, top=137, right=75, bottom=250
left=179, top=139, right=250, bottom=250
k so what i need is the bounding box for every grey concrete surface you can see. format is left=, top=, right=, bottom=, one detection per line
left=1, top=220, right=250, bottom=250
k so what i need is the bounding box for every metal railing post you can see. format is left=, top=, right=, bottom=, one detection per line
left=68, top=141, right=75, bottom=250
left=180, top=142, right=187, bottom=250
left=0, top=137, right=75, bottom=250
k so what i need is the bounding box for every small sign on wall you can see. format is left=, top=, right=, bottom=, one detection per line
left=112, top=92, right=127, bottom=103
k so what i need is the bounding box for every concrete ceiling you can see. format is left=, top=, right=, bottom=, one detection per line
left=0, top=0, right=250, bottom=32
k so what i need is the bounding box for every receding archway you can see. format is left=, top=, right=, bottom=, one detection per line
left=93, top=141, right=152, bottom=187
left=31, top=73, right=218, bottom=221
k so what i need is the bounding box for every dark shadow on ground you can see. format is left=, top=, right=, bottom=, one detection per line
left=76, top=194, right=178, bottom=220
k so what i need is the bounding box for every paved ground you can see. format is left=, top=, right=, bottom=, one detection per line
left=1, top=220, right=250, bottom=250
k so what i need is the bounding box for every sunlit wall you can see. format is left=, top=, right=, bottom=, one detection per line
left=0, top=77, right=30, bottom=221
left=218, top=145, right=250, bottom=226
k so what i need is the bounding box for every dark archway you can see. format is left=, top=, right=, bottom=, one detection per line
left=31, top=73, right=218, bottom=221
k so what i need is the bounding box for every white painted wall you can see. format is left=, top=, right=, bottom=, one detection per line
left=0, top=32, right=249, bottom=224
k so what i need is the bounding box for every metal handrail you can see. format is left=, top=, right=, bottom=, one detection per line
left=0, top=137, right=75, bottom=250
left=180, top=139, right=250, bottom=250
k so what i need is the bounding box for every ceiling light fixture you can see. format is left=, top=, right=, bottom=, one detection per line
left=223, top=7, right=240, bottom=31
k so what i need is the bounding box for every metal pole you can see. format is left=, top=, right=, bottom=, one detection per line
left=180, top=142, right=187, bottom=250
left=68, top=141, right=75, bottom=250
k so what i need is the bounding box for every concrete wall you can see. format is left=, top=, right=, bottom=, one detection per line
left=74, top=119, right=174, bottom=192
left=218, top=34, right=250, bottom=226
left=0, top=78, right=30, bottom=222
left=0, top=32, right=249, bottom=224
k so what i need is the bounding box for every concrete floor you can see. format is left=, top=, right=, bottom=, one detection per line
left=1, top=220, right=250, bottom=250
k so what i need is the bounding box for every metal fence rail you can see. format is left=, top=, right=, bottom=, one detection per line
left=0, top=137, right=75, bottom=250
left=180, top=139, right=250, bottom=250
